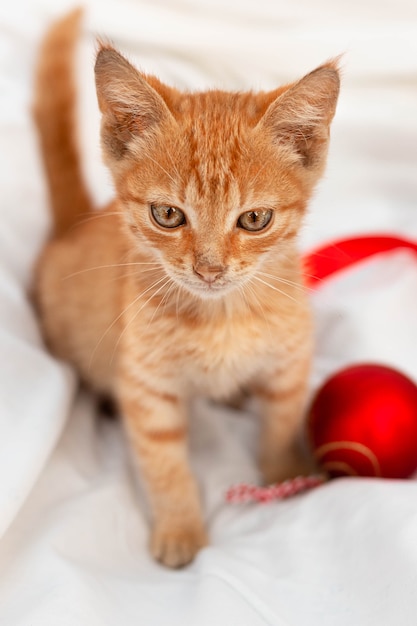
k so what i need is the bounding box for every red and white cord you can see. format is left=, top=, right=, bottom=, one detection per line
left=226, top=475, right=326, bottom=504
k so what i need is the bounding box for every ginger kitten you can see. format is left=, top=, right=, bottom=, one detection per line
left=33, top=9, right=339, bottom=567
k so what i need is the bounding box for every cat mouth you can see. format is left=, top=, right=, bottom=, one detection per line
left=170, top=269, right=242, bottom=299
left=183, top=279, right=233, bottom=299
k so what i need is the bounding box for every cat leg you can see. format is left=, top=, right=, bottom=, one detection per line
left=118, top=373, right=207, bottom=568
left=255, top=350, right=314, bottom=484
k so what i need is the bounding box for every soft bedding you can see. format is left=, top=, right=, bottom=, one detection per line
left=1, top=0, right=417, bottom=624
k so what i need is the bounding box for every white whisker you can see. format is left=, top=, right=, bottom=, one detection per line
left=257, top=271, right=311, bottom=293
left=146, top=155, right=178, bottom=187
left=165, top=149, right=184, bottom=186
left=107, top=266, right=163, bottom=284
left=88, top=274, right=168, bottom=370
left=252, top=275, right=301, bottom=305
left=175, top=284, right=182, bottom=322
left=64, top=262, right=161, bottom=281
left=110, top=277, right=172, bottom=364
left=245, top=279, right=273, bottom=342
left=146, top=278, right=177, bottom=330
left=250, top=161, right=268, bottom=186
left=70, top=210, right=124, bottom=231
left=162, top=281, right=178, bottom=318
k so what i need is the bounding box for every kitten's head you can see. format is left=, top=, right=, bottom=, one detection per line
left=95, top=47, right=339, bottom=299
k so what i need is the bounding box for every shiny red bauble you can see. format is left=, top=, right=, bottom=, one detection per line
left=308, top=364, right=417, bottom=479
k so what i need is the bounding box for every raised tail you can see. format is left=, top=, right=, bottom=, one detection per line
left=33, top=8, right=93, bottom=237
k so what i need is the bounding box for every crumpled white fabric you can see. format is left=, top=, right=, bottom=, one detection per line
left=0, top=0, right=417, bottom=624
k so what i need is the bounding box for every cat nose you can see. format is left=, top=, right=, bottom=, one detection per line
left=193, top=263, right=225, bottom=284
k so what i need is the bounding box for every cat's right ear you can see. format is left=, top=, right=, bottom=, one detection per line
left=94, top=45, right=175, bottom=160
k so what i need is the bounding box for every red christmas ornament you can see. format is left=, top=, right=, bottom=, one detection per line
left=308, top=364, right=417, bottom=479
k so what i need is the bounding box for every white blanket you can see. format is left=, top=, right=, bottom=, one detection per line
left=1, top=0, right=417, bottom=624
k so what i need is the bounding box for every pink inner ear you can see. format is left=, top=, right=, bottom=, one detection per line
left=303, top=235, right=417, bottom=287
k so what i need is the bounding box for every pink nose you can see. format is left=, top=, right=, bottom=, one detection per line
left=193, top=264, right=225, bottom=284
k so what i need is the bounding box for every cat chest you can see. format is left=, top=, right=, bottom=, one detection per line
left=180, top=319, right=274, bottom=398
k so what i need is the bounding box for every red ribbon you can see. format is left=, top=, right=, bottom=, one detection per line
left=303, top=235, right=417, bottom=288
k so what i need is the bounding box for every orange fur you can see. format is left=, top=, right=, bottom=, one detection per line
left=33, top=9, right=340, bottom=567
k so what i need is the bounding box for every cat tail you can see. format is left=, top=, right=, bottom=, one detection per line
left=33, top=8, right=93, bottom=238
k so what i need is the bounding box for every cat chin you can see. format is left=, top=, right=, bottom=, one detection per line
left=181, top=282, right=235, bottom=301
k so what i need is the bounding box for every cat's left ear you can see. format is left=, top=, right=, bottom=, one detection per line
left=258, top=61, right=340, bottom=169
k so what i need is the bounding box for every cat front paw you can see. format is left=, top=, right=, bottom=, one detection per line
left=150, top=518, right=208, bottom=568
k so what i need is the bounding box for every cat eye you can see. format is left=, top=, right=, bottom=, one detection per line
left=150, top=204, right=186, bottom=229
left=237, top=209, right=273, bottom=232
